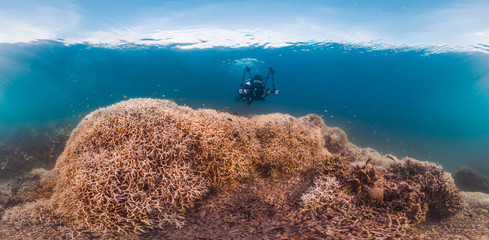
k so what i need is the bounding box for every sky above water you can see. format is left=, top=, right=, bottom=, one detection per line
left=0, top=0, right=488, bottom=51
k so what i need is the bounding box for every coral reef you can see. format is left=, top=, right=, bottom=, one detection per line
left=409, top=191, right=489, bottom=238
left=318, top=155, right=461, bottom=224
left=4, top=98, right=327, bottom=234
left=0, top=98, right=463, bottom=238
left=301, top=176, right=349, bottom=209
left=385, top=158, right=462, bottom=222
left=132, top=170, right=410, bottom=239
left=339, top=142, right=396, bottom=171
left=453, top=166, right=489, bottom=194
left=251, top=113, right=327, bottom=175
left=323, top=127, right=348, bottom=154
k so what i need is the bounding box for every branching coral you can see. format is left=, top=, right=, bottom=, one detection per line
left=385, top=158, right=462, bottom=222
left=299, top=156, right=411, bottom=238
left=340, top=143, right=395, bottom=171
left=316, top=155, right=461, bottom=226
left=301, top=176, right=351, bottom=210
left=1, top=98, right=462, bottom=237
left=187, top=109, right=260, bottom=187
left=251, top=114, right=327, bottom=175
left=2, top=98, right=329, bottom=234
left=50, top=99, right=215, bottom=233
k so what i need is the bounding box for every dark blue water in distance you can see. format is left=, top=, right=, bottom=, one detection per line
left=1, top=41, right=489, bottom=175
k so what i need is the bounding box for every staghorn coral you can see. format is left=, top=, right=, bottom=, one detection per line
left=301, top=176, right=351, bottom=210
left=251, top=113, right=327, bottom=175
left=187, top=108, right=260, bottom=187
left=1, top=99, right=463, bottom=238
left=340, top=143, right=395, bottom=171
left=322, top=154, right=382, bottom=194
left=325, top=127, right=461, bottom=222
left=317, top=155, right=461, bottom=225
left=50, top=99, right=215, bottom=233
left=2, top=98, right=328, bottom=234
left=299, top=156, right=411, bottom=238
left=385, top=157, right=462, bottom=222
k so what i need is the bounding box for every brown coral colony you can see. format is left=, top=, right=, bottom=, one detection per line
left=1, top=98, right=462, bottom=238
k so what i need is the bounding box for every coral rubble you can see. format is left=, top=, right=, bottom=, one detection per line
left=0, top=98, right=463, bottom=238
left=0, top=168, right=54, bottom=219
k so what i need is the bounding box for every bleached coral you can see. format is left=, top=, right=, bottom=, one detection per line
left=301, top=176, right=350, bottom=210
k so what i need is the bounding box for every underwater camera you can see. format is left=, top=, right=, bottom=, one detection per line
left=236, top=66, right=279, bottom=105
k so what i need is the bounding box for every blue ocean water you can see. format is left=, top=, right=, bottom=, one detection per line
left=1, top=41, right=488, bottom=176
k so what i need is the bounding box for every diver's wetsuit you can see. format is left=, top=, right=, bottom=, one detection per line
left=252, top=79, right=267, bottom=101
left=240, top=78, right=267, bottom=104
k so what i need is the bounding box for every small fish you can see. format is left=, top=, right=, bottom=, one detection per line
left=86, top=105, right=90, bottom=108
left=162, top=95, right=165, bottom=98
left=78, top=114, right=82, bottom=118
left=202, top=103, right=205, bottom=107
left=152, top=92, right=157, bottom=95
left=63, top=128, right=68, bottom=131
left=179, top=98, right=186, bottom=101
left=118, top=128, right=125, bottom=134
left=170, top=98, right=175, bottom=102
left=49, top=155, right=53, bottom=158
left=417, top=155, right=421, bottom=159
left=123, top=95, right=127, bottom=98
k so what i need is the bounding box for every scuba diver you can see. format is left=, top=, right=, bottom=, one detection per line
left=236, top=66, right=279, bottom=105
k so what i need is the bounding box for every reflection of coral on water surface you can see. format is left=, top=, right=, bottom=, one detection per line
left=0, top=98, right=487, bottom=239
